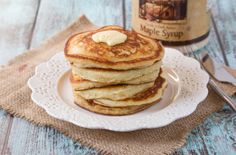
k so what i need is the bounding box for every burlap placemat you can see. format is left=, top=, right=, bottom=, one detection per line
left=0, top=15, right=236, bottom=155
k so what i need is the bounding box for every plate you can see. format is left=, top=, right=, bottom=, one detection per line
left=28, top=48, right=209, bottom=132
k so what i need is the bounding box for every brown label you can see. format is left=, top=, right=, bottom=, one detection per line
left=132, top=0, right=210, bottom=43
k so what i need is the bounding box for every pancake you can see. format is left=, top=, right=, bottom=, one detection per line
left=65, top=25, right=167, bottom=115
left=71, top=60, right=161, bottom=83
left=64, top=25, right=164, bottom=70
left=74, top=82, right=154, bottom=101
left=73, top=93, right=159, bottom=116
left=93, top=74, right=167, bottom=107
left=70, top=70, right=159, bottom=90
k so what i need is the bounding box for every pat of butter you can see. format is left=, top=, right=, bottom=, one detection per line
left=92, top=30, right=127, bottom=46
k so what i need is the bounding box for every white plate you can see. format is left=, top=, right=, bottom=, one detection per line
left=28, top=48, right=209, bottom=132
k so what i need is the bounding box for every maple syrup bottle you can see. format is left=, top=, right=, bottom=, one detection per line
left=132, top=0, right=210, bottom=48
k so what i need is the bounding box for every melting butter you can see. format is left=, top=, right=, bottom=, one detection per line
left=92, top=30, right=127, bottom=46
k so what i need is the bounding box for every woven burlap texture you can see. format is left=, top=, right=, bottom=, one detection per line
left=0, top=16, right=236, bottom=155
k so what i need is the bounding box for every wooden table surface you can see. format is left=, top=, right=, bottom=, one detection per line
left=0, top=0, right=236, bottom=155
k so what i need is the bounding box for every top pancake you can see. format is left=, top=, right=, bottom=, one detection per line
left=64, top=25, right=164, bottom=70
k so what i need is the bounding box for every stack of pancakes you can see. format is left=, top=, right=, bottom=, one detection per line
left=64, top=26, right=167, bottom=115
